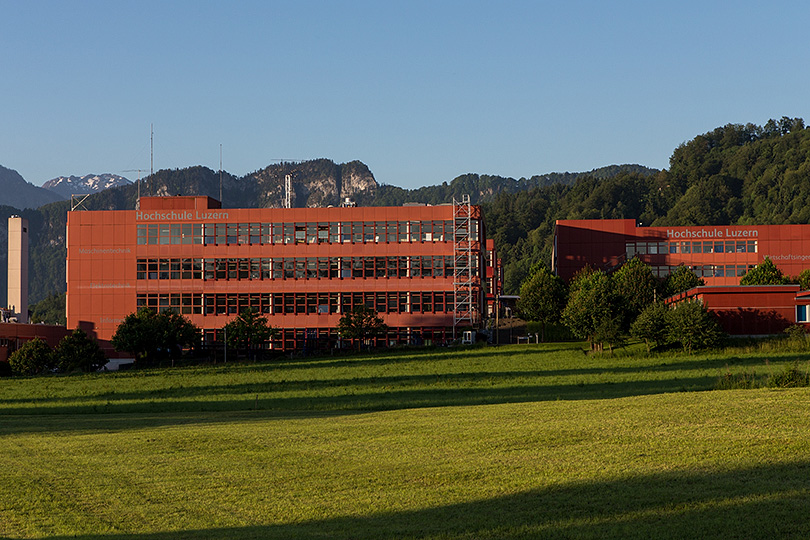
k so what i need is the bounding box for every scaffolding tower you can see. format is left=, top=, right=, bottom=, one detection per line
left=453, top=194, right=480, bottom=338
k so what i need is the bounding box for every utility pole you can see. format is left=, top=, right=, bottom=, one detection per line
left=150, top=124, right=154, bottom=196
left=219, top=144, right=223, bottom=204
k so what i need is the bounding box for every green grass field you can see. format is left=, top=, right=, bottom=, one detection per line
left=2, top=343, right=810, bottom=539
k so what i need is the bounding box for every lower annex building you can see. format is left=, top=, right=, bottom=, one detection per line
left=553, top=219, right=810, bottom=335
left=67, top=195, right=494, bottom=351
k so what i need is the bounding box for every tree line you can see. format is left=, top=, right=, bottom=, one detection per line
left=4, top=304, right=389, bottom=376
left=518, top=255, right=804, bottom=354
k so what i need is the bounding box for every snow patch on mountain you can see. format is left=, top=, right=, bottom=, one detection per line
left=42, top=174, right=131, bottom=197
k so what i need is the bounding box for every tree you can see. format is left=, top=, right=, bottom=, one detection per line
left=223, top=308, right=278, bottom=361
left=667, top=300, right=723, bottom=354
left=593, top=316, right=623, bottom=353
left=631, top=302, right=670, bottom=354
left=740, top=257, right=789, bottom=285
left=112, top=308, right=200, bottom=365
left=517, top=264, right=566, bottom=341
left=611, top=257, right=656, bottom=328
left=337, top=305, right=388, bottom=350
left=53, top=328, right=107, bottom=373
left=8, top=337, right=53, bottom=375
left=799, top=269, right=810, bottom=291
left=30, top=292, right=66, bottom=325
left=663, top=265, right=705, bottom=298
left=562, top=270, right=614, bottom=349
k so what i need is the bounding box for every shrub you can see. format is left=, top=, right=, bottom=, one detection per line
left=767, top=363, right=810, bottom=388
left=8, top=337, right=54, bottom=376
left=112, top=308, right=200, bottom=365
left=631, top=302, right=670, bottom=354
left=667, top=301, right=724, bottom=354
left=715, top=369, right=761, bottom=390
left=53, top=329, right=107, bottom=373
left=783, top=324, right=807, bottom=349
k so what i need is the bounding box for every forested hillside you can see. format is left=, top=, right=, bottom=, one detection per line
left=360, top=164, right=656, bottom=206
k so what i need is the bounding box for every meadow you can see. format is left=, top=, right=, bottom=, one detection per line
left=2, top=342, right=810, bottom=539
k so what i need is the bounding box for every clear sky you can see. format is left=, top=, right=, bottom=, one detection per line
left=2, top=1, right=809, bottom=189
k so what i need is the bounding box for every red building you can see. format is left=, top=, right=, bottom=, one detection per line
left=553, top=219, right=810, bottom=284
left=0, top=322, right=72, bottom=363
left=66, top=196, right=487, bottom=351
left=484, top=239, right=503, bottom=317
left=666, top=285, right=810, bottom=336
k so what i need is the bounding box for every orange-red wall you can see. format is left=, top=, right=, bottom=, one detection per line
left=67, top=197, right=486, bottom=346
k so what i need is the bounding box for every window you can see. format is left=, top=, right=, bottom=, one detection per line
left=625, top=243, right=635, bottom=258
left=410, top=221, right=421, bottom=242
left=352, top=223, right=363, bottom=243
left=798, top=305, right=809, bottom=323
left=295, top=224, right=306, bottom=244
left=159, top=259, right=170, bottom=280
left=170, top=259, right=181, bottom=280
left=250, top=223, right=262, bottom=244
left=137, top=226, right=147, bottom=245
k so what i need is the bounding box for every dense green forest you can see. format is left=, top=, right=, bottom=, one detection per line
left=16, top=116, right=810, bottom=313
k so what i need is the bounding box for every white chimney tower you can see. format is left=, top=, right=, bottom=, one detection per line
left=8, top=216, right=29, bottom=323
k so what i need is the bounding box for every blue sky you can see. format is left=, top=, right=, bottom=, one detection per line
left=2, top=1, right=809, bottom=190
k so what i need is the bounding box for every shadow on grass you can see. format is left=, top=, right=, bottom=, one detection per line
left=31, top=460, right=810, bottom=540
left=0, top=352, right=776, bottom=412
left=0, top=374, right=723, bottom=436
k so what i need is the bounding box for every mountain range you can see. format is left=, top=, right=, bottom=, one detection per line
left=0, top=166, right=64, bottom=209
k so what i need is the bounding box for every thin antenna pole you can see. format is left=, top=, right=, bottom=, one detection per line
left=219, top=144, right=223, bottom=204
left=150, top=123, right=154, bottom=196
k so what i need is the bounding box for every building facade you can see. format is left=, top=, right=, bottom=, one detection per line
left=666, top=285, right=810, bottom=335
left=67, top=196, right=487, bottom=351
left=553, top=219, right=810, bottom=284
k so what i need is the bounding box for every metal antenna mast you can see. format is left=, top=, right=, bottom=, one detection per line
left=122, top=169, right=146, bottom=209
left=150, top=124, right=154, bottom=196
left=219, top=144, right=223, bottom=204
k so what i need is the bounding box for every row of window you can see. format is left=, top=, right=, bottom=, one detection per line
left=651, top=264, right=755, bottom=279
left=136, top=220, right=480, bottom=246
left=201, top=327, right=452, bottom=349
left=627, top=240, right=758, bottom=256
left=135, top=256, right=478, bottom=280
left=136, top=291, right=461, bottom=316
